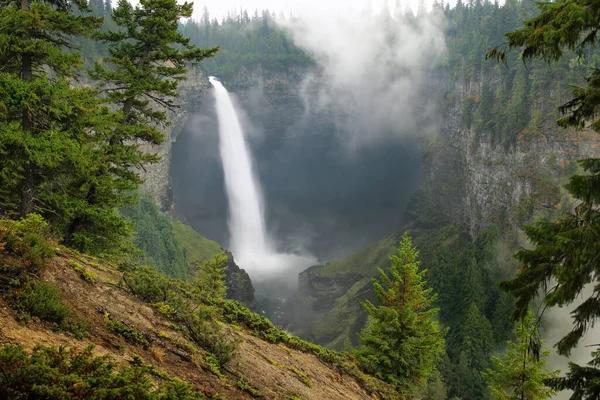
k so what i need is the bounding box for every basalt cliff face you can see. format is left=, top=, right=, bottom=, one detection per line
left=145, top=65, right=600, bottom=348
left=137, top=67, right=211, bottom=211
left=291, top=67, right=600, bottom=348
left=427, top=72, right=600, bottom=238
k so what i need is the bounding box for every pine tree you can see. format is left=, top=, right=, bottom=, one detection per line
left=356, top=232, right=447, bottom=396
left=482, top=311, right=558, bottom=400
left=0, top=1, right=101, bottom=218
left=487, top=1, right=600, bottom=397
left=62, top=0, right=218, bottom=251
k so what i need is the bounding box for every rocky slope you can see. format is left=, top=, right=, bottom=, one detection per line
left=0, top=247, right=396, bottom=399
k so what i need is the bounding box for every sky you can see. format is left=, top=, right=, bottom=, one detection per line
left=188, top=0, right=425, bottom=21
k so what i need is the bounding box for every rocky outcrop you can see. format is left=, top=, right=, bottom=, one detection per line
left=137, top=67, right=210, bottom=211
left=426, top=75, right=600, bottom=238
left=223, top=250, right=257, bottom=310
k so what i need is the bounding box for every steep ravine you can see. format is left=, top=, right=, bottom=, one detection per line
left=291, top=69, right=600, bottom=348
left=141, top=65, right=600, bottom=349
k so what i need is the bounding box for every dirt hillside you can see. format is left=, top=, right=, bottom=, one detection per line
left=0, top=250, right=394, bottom=400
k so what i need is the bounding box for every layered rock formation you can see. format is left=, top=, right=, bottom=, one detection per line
left=138, top=67, right=210, bottom=210
left=427, top=76, right=600, bottom=237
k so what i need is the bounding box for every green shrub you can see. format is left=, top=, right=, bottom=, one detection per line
left=185, top=312, right=236, bottom=367
left=60, top=319, right=90, bottom=340
left=124, top=266, right=181, bottom=303
left=222, top=300, right=343, bottom=365
left=288, top=367, right=312, bottom=387
left=0, top=214, right=54, bottom=270
left=69, top=260, right=96, bottom=284
left=20, top=281, right=70, bottom=324
left=0, top=344, right=205, bottom=399
left=237, top=379, right=264, bottom=398
left=104, top=314, right=153, bottom=349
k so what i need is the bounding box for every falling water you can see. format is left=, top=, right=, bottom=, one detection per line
left=209, top=77, right=316, bottom=279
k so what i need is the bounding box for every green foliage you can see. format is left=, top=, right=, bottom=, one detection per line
left=487, top=0, right=600, bottom=397
left=69, top=260, right=97, bottom=284
left=183, top=310, right=236, bottom=367
left=0, top=214, right=55, bottom=272
left=482, top=311, right=558, bottom=400
left=103, top=313, right=153, bottom=349
left=180, top=11, right=312, bottom=79
left=88, top=0, right=217, bottom=161
left=549, top=348, right=600, bottom=399
left=194, top=253, right=228, bottom=305
left=288, top=367, right=312, bottom=387
left=171, top=219, right=222, bottom=266
left=0, top=0, right=217, bottom=255
left=123, top=196, right=189, bottom=280
left=356, top=232, right=446, bottom=396
left=0, top=0, right=101, bottom=219
left=20, top=281, right=70, bottom=324
left=123, top=260, right=236, bottom=367
left=124, top=265, right=181, bottom=303
left=0, top=344, right=205, bottom=399
left=237, top=379, right=264, bottom=398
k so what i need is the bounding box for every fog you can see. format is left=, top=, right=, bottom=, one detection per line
left=281, top=8, right=446, bottom=150
left=544, top=285, right=600, bottom=400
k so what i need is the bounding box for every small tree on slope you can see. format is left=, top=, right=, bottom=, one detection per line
left=357, top=232, right=447, bottom=396
left=482, top=310, right=559, bottom=400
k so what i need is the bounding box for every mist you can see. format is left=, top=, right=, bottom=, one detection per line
left=544, top=285, right=600, bottom=400
left=280, top=7, right=447, bottom=150
left=172, top=8, right=444, bottom=266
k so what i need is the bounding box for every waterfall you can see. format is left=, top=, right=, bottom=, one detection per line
left=209, top=77, right=316, bottom=278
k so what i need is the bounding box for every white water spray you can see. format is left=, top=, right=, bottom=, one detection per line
left=209, top=77, right=316, bottom=279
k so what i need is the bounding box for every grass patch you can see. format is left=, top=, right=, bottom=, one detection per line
left=288, top=367, right=312, bottom=388
left=68, top=260, right=96, bottom=284
left=237, top=378, right=264, bottom=398
left=103, top=314, right=153, bottom=349
left=172, top=219, right=222, bottom=266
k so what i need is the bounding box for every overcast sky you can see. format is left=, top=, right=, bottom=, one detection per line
left=188, top=0, right=426, bottom=21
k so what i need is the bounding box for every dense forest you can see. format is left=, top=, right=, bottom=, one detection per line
left=0, top=0, right=599, bottom=398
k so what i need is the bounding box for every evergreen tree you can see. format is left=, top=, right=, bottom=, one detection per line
left=482, top=311, right=558, bottom=400
left=63, top=0, right=218, bottom=251
left=549, top=349, right=600, bottom=399
left=488, top=0, right=600, bottom=397
left=193, top=252, right=227, bottom=305
left=0, top=1, right=102, bottom=219
left=356, top=232, right=447, bottom=396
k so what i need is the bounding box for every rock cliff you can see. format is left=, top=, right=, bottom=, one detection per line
left=427, top=74, right=600, bottom=237
left=137, top=67, right=210, bottom=211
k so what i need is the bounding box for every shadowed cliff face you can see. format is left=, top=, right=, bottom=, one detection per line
left=170, top=77, right=422, bottom=263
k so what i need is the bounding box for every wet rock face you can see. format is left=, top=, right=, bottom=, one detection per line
left=297, top=269, right=363, bottom=313
left=426, top=74, right=600, bottom=237
left=137, top=67, right=211, bottom=211
left=223, top=250, right=257, bottom=310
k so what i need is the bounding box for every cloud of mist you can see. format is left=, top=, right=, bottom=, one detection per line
left=543, top=284, right=600, bottom=399
left=279, top=8, right=447, bottom=150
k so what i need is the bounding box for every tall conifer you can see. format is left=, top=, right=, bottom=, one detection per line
left=357, top=232, right=446, bottom=396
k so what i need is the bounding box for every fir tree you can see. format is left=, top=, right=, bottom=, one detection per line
left=356, top=232, right=447, bottom=396
left=0, top=0, right=102, bottom=219
left=63, top=0, right=218, bottom=251
left=482, top=311, right=558, bottom=400
left=488, top=0, right=600, bottom=397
